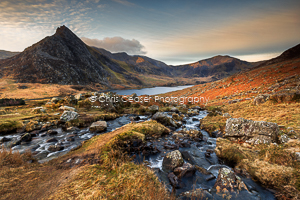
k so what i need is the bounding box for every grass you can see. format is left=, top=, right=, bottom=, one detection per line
left=215, top=138, right=300, bottom=199
left=0, top=120, right=173, bottom=200
left=48, top=121, right=173, bottom=200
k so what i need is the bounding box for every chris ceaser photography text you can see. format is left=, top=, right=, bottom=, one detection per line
left=89, top=95, right=210, bottom=105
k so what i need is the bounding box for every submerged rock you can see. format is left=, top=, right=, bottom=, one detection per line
left=162, top=150, right=184, bottom=172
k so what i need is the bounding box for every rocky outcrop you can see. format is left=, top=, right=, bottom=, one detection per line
left=173, top=163, right=196, bottom=179
left=89, top=121, right=107, bottom=133
left=162, top=150, right=184, bottom=172
left=224, top=118, right=279, bottom=144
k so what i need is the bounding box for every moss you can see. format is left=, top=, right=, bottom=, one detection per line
left=0, top=120, right=23, bottom=134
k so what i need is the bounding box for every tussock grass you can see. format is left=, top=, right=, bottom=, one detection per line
left=49, top=120, right=173, bottom=200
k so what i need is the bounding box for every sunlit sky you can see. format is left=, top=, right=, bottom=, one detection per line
left=0, top=0, right=299, bottom=65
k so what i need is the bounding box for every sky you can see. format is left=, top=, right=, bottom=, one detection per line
left=0, top=0, right=299, bottom=65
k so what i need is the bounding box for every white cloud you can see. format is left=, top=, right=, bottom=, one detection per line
left=81, top=36, right=146, bottom=55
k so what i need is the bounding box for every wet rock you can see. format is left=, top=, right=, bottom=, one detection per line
left=253, top=94, right=270, bottom=105
left=168, top=172, right=182, bottom=188
left=30, top=130, right=40, bottom=137
left=0, top=137, right=12, bottom=143
left=279, top=134, right=290, bottom=144
left=66, top=126, right=80, bottom=132
left=129, top=116, right=140, bottom=121
left=9, top=139, right=21, bottom=147
left=48, top=145, right=64, bottom=152
left=162, top=150, right=184, bottom=172
left=60, top=111, right=78, bottom=122
left=206, top=174, right=216, bottom=181
left=191, top=106, right=202, bottom=110
left=20, top=133, right=32, bottom=142
left=211, top=130, right=223, bottom=138
left=66, top=134, right=76, bottom=141
left=172, top=113, right=183, bottom=121
left=152, top=112, right=177, bottom=127
left=179, top=188, right=213, bottom=200
left=185, top=129, right=203, bottom=139
left=213, top=168, right=250, bottom=198
left=89, top=121, right=107, bottom=133
left=174, top=163, right=196, bottom=178
left=205, top=152, right=211, bottom=157
left=224, top=118, right=279, bottom=144
left=46, top=137, right=58, bottom=143
left=34, top=151, right=49, bottom=160
left=148, top=105, right=159, bottom=114
left=58, top=106, right=77, bottom=112
left=170, top=107, right=179, bottom=113
left=47, top=130, right=58, bottom=135
left=187, top=109, right=199, bottom=116
left=181, top=147, right=219, bottom=169
left=192, top=117, right=198, bottom=121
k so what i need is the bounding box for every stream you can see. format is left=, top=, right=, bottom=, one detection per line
left=0, top=110, right=275, bottom=199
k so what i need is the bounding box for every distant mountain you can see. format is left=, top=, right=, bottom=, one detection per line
left=0, top=25, right=259, bottom=88
left=174, top=55, right=254, bottom=79
left=0, top=50, right=19, bottom=59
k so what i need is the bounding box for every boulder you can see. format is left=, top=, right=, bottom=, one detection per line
left=0, top=137, right=12, bottom=143
left=187, top=109, right=199, bottom=116
left=162, top=150, right=184, bottom=172
left=89, top=121, right=107, bottom=133
left=47, top=130, right=58, bottom=135
left=253, top=94, right=270, bottom=105
left=20, top=133, right=32, bottom=142
left=152, top=112, right=177, bottom=127
left=149, top=105, right=159, bottom=113
left=172, top=113, right=183, bottom=121
left=46, top=137, right=58, bottom=143
left=60, top=111, right=78, bottom=122
left=168, top=172, right=181, bottom=188
left=224, top=118, right=279, bottom=144
left=58, top=106, right=77, bottom=112
left=66, top=134, right=76, bottom=141
left=213, top=168, right=248, bottom=194
left=48, top=145, right=64, bottom=152
left=211, top=130, right=223, bottom=138
left=174, top=163, right=196, bottom=178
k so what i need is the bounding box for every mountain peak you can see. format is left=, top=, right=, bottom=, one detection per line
left=54, top=25, right=76, bottom=38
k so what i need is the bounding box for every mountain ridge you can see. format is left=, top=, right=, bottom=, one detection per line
left=1, top=25, right=296, bottom=89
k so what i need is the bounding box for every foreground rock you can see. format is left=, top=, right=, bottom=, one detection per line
left=89, top=121, right=107, bottom=133
left=152, top=112, right=178, bottom=127
left=162, top=150, right=184, bottom=172
left=224, top=118, right=279, bottom=144
left=213, top=168, right=248, bottom=193
left=60, top=111, right=78, bottom=122
left=173, top=163, right=196, bottom=179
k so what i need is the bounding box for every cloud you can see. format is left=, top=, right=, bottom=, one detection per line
left=111, top=0, right=135, bottom=6
left=81, top=36, right=146, bottom=55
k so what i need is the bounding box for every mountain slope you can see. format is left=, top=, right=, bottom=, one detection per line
left=173, top=55, right=254, bottom=79
left=0, top=25, right=257, bottom=88
left=0, top=50, right=19, bottom=59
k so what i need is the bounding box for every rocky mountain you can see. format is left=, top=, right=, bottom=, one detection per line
left=0, top=50, right=19, bottom=59
left=0, top=25, right=258, bottom=88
